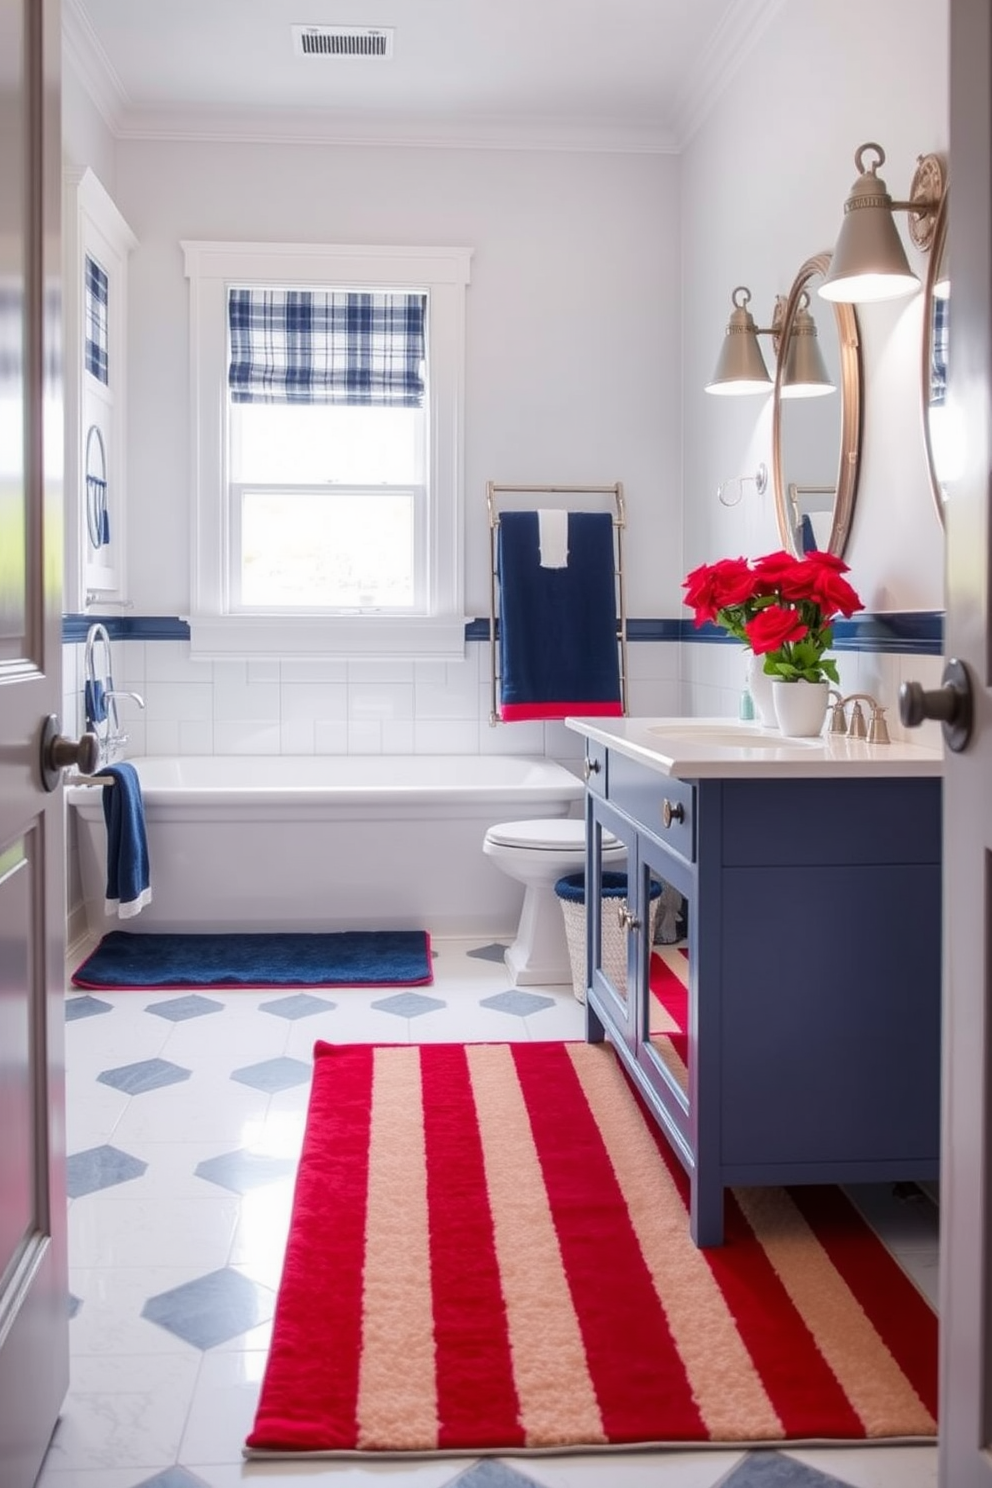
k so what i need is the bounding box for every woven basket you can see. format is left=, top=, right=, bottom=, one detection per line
left=556, top=873, right=662, bottom=1004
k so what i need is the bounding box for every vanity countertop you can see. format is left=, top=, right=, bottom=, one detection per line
left=564, top=715, right=943, bottom=780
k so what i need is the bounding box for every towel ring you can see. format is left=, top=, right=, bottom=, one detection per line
left=85, top=423, right=108, bottom=549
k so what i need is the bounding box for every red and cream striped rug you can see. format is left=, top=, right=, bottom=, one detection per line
left=246, top=1022, right=937, bottom=1457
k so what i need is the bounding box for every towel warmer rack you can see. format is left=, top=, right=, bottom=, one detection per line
left=486, top=481, right=628, bottom=726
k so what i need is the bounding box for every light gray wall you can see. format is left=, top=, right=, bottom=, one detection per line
left=113, top=138, right=683, bottom=624
left=61, top=52, right=115, bottom=184
left=60, top=1, right=949, bottom=753
left=681, top=0, right=949, bottom=610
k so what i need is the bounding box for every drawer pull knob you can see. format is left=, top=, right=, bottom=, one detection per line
left=662, top=798, right=685, bottom=829
left=617, top=903, right=640, bottom=932
left=583, top=757, right=602, bottom=780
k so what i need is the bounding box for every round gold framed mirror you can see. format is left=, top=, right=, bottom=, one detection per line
left=772, top=251, right=863, bottom=558
left=921, top=185, right=950, bottom=523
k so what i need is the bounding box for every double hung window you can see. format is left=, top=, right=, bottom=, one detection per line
left=183, top=243, right=471, bottom=658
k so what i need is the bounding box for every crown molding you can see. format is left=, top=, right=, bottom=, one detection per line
left=112, top=104, right=678, bottom=155
left=62, top=0, right=128, bottom=134
left=62, top=0, right=778, bottom=157
left=673, top=0, right=787, bottom=149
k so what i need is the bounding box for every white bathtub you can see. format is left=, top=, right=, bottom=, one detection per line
left=67, top=754, right=584, bottom=938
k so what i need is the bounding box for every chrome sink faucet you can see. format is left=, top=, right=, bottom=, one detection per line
left=831, top=692, right=891, bottom=744
left=104, top=689, right=145, bottom=710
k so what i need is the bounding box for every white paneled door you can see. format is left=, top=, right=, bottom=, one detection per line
left=0, top=0, right=69, bottom=1484
left=937, top=1, right=992, bottom=1483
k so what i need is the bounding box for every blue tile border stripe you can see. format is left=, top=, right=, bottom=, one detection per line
left=682, top=610, right=944, bottom=655
left=64, top=611, right=944, bottom=656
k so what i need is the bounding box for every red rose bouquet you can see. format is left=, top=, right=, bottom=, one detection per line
left=682, top=549, right=863, bottom=685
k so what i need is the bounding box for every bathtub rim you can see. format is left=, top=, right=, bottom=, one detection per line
left=65, top=753, right=586, bottom=818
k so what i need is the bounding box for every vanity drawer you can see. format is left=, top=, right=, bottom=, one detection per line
left=608, top=753, right=695, bottom=863
left=582, top=742, right=608, bottom=799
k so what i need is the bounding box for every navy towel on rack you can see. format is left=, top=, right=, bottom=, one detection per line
left=497, top=510, right=623, bottom=721
left=97, top=763, right=152, bottom=919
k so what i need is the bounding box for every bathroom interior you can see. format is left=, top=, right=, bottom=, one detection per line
left=36, top=0, right=958, bottom=1483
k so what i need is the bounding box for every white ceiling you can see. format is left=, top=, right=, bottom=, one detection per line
left=64, top=0, right=785, bottom=151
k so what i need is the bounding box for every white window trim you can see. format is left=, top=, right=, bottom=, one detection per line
left=181, top=241, right=472, bottom=660
left=64, top=167, right=137, bottom=612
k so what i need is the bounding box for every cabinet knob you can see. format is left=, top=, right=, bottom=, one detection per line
left=662, top=797, right=685, bottom=829
left=617, top=903, right=640, bottom=932
left=582, top=756, right=602, bottom=781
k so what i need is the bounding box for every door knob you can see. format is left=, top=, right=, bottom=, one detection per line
left=898, top=657, right=973, bottom=753
left=39, top=714, right=100, bottom=792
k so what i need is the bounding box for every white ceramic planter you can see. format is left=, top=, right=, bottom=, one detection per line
left=747, top=653, right=778, bottom=728
left=771, top=678, right=830, bottom=737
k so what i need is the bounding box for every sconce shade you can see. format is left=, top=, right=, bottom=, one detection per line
left=820, top=145, right=921, bottom=303
left=781, top=300, right=834, bottom=398
left=705, top=287, right=773, bottom=395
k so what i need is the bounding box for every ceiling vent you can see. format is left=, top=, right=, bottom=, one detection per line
left=291, top=25, right=394, bottom=59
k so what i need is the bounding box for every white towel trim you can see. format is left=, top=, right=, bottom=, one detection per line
left=537, top=509, right=569, bottom=568
left=106, top=887, right=153, bottom=919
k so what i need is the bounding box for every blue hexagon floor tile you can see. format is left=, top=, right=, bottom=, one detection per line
left=466, top=943, right=510, bottom=964
left=133, top=1469, right=212, bottom=1488
left=195, top=1148, right=297, bottom=1194
left=66, top=1144, right=148, bottom=1198
left=448, top=1461, right=544, bottom=1487
left=145, top=993, right=226, bottom=1022
left=141, top=1266, right=275, bottom=1351
left=480, top=990, right=555, bottom=1016
left=721, top=1452, right=857, bottom=1487
left=230, top=1055, right=312, bottom=1092
left=97, top=1057, right=192, bottom=1095
left=65, top=994, right=113, bottom=1021
left=258, top=991, right=337, bottom=1019
left=371, top=991, right=447, bottom=1018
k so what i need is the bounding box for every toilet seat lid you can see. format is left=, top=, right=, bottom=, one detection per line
left=486, top=818, right=622, bottom=851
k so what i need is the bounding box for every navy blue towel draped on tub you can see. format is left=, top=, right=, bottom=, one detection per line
left=496, top=510, right=623, bottom=722
left=97, top=762, right=152, bottom=919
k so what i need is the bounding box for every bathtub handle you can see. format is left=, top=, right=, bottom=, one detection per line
left=40, top=714, right=100, bottom=792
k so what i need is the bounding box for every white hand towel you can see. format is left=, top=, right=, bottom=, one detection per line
left=538, top=509, right=569, bottom=568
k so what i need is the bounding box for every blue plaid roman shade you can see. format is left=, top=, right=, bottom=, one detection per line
left=930, top=294, right=948, bottom=408
left=227, top=289, right=427, bottom=406
left=85, top=254, right=109, bottom=384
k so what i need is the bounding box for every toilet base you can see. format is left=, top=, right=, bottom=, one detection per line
left=503, top=883, right=573, bottom=986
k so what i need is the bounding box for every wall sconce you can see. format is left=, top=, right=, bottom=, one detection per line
left=819, top=142, right=946, bottom=303
left=705, top=286, right=834, bottom=398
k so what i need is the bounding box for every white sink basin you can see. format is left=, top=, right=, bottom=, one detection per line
left=647, top=723, right=822, bottom=750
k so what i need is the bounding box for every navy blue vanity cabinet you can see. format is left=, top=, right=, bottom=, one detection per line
left=583, top=747, right=942, bottom=1248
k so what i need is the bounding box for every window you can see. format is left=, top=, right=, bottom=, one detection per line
left=182, top=243, right=472, bottom=658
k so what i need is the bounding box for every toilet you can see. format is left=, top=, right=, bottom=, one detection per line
left=482, top=818, right=627, bottom=986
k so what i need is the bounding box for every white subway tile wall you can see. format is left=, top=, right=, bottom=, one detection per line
left=60, top=632, right=941, bottom=951
left=64, top=636, right=942, bottom=759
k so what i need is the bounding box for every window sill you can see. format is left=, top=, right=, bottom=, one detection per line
left=186, top=614, right=469, bottom=661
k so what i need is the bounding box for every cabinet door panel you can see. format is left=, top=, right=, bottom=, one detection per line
left=635, top=836, right=692, bottom=1126
left=586, top=798, right=637, bottom=1037
left=718, top=863, right=941, bottom=1166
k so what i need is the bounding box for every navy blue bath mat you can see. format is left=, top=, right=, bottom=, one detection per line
left=71, top=930, right=434, bottom=990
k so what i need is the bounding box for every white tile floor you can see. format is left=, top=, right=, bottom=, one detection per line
left=39, top=938, right=940, bottom=1488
